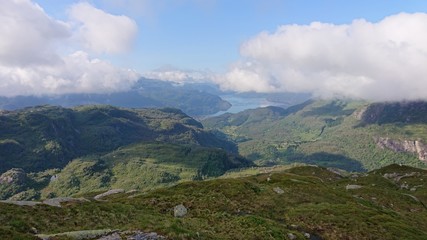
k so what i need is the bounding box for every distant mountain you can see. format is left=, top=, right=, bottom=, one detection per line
left=203, top=100, right=427, bottom=171
left=0, top=78, right=231, bottom=116
left=0, top=105, right=251, bottom=200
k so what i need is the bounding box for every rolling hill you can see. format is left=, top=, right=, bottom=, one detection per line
left=0, top=105, right=251, bottom=200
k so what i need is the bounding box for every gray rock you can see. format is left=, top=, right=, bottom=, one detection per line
left=129, top=231, right=164, bottom=240
left=115, top=230, right=166, bottom=240
left=287, top=233, right=296, bottom=240
left=43, top=197, right=89, bottom=207
left=98, top=232, right=121, bottom=240
left=375, top=137, right=427, bottom=161
left=94, top=189, right=125, bottom=201
left=30, top=227, right=38, bottom=234
left=346, top=184, right=362, bottom=190
left=326, top=168, right=347, bottom=177
left=174, top=204, right=187, bottom=218
left=273, top=187, right=284, bottom=194
left=304, top=232, right=311, bottom=238
left=0, top=168, right=27, bottom=184
left=50, top=174, right=58, bottom=182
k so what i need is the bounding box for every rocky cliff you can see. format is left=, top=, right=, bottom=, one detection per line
left=375, top=137, right=427, bottom=162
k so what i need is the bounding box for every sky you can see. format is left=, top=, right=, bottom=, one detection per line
left=1, top=0, right=427, bottom=101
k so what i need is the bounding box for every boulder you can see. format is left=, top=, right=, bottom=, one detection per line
left=287, top=233, right=296, bottom=240
left=174, top=204, right=187, bottom=218
left=273, top=187, right=284, bottom=194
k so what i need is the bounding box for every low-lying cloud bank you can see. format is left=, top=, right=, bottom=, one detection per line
left=0, top=0, right=139, bottom=97
left=216, top=13, right=427, bottom=101
left=143, top=67, right=214, bottom=84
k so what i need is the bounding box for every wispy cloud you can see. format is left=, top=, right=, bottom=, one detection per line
left=0, top=0, right=139, bottom=97
left=217, top=13, right=427, bottom=101
left=143, top=67, right=213, bottom=83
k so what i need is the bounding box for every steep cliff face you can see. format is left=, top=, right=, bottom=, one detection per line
left=375, top=137, right=427, bottom=162
left=360, top=101, right=427, bottom=125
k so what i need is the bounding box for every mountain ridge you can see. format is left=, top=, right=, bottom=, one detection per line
left=0, top=105, right=252, bottom=200
left=202, top=99, right=427, bottom=171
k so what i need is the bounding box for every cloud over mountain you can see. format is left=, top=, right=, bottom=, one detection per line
left=0, top=0, right=139, bottom=97
left=69, top=2, right=138, bottom=54
left=216, top=13, right=427, bottom=101
left=143, top=67, right=213, bottom=83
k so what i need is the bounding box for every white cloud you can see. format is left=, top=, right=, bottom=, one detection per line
left=0, top=0, right=69, bottom=67
left=0, top=51, right=139, bottom=97
left=69, top=2, right=138, bottom=54
left=217, top=13, right=427, bottom=101
left=0, top=0, right=139, bottom=97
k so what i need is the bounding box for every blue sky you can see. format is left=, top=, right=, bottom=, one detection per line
left=2, top=0, right=427, bottom=100
left=33, top=0, right=427, bottom=72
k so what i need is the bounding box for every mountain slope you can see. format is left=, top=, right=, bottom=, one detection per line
left=0, top=105, right=237, bottom=174
left=0, top=105, right=252, bottom=200
left=203, top=100, right=427, bottom=171
left=40, top=142, right=251, bottom=198
left=1, top=164, right=427, bottom=239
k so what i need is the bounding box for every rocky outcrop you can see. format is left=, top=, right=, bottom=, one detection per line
left=1, top=197, right=89, bottom=207
left=0, top=168, right=32, bottom=200
left=0, top=168, right=28, bottom=185
left=383, top=172, right=420, bottom=183
left=375, top=137, right=427, bottom=161
left=346, top=184, right=362, bottom=190
left=37, top=229, right=166, bottom=240
left=353, top=106, right=368, bottom=120
left=94, top=189, right=125, bottom=201
left=43, top=197, right=89, bottom=207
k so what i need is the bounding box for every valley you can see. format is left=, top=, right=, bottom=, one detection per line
left=203, top=100, right=427, bottom=171
left=2, top=1, right=426, bottom=239
left=1, top=100, right=427, bottom=239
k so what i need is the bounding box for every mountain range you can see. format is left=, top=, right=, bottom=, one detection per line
left=202, top=100, right=427, bottom=171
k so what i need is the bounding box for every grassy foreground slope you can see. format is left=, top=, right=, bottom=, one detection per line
left=1, top=164, right=427, bottom=239
left=203, top=100, right=427, bottom=171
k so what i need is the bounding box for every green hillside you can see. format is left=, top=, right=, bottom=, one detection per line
left=1, top=164, right=427, bottom=239
left=203, top=100, right=427, bottom=171
left=40, top=142, right=250, bottom=198
left=0, top=105, right=250, bottom=200
left=0, top=105, right=237, bottom=173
